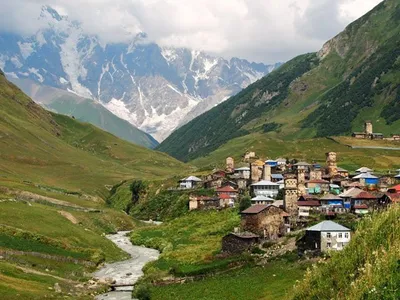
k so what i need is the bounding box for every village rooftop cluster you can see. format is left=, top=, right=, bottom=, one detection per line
left=177, top=150, right=400, bottom=255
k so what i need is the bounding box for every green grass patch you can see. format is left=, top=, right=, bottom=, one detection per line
left=131, top=210, right=240, bottom=277
left=149, top=261, right=310, bottom=300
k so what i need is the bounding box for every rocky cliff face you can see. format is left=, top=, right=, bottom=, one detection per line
left=0, top=6, right=280, bottom=141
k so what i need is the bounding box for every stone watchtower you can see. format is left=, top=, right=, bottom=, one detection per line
left=297, top=168, right=306, bottom=196
left=226, top=157, right=234, bottom=173
left=364, top=121, right=373, bottom=135
left=284, top=175, right=298, bottom=217
left=326, top=152, right=338, bottom=177
left=263, top=164, right=272, bottom=181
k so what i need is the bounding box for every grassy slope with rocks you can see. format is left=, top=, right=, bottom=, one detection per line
left=158, top=0, right=400, bottom=162
left=291, top=205, right=400, bottom=299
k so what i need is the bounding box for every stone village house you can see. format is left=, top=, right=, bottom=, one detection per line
left=240, top=205, right=289, bottom=239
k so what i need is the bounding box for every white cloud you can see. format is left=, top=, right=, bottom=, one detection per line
left=0, top=0, right=384, bottom=63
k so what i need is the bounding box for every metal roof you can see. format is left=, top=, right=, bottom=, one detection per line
left=184, top=176, right=202, bottom=182
left=251, top=180, right=279, bottom=186
left=251, top=195, right=275, bottom=201
left=271, top=174, right=284, bottom=179
left=339, top=187, right=364, bottom=198
left=356, top=167, right=373, bottom=173
left=353, top=172, right=378, bottom=179
left=294, top=161, right=311, bottom=166
left=235, top=167, right=251, bottom=171
left=307, top=221, right=350, bottom=232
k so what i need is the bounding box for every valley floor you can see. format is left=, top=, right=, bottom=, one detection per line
left=149, top=260, right=309, bottom=300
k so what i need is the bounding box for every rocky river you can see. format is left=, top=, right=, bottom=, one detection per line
left=94, top=231, right=159, bottom=300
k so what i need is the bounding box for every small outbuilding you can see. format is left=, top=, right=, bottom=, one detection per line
left=222, top=232, right=260, bottom=254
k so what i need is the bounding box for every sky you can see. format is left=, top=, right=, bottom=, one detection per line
left=0, top=0, right=384, bottom=63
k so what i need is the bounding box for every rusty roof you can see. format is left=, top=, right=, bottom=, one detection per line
left=241, top=204, right=271, bottom=214
left=356, top=191, right=377, bottom=200
left=216, top=186, right=238, bottom=192
left=297, top=200, right=320, bottom=207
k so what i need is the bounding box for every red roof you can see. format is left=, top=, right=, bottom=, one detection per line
left=297, top=200, right=320, bottom=207
left=384, top=193, right=400, bottom=203
left=219, top=193, right=233, bottom=200
left=387, top=184, right=400, bottom=193
left=354, top=204, right=369, bottom=209
left=355, top=191, right=377, bottom=200
left=307, top=179, right=330, bottom=184
left=216, top=186, right=238, bottom=193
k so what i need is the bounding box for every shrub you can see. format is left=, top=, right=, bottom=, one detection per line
left=239, top=196, right=252, bottom=212
left=133, top=283, right=152, bottom=300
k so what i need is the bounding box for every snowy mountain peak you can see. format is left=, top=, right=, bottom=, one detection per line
left=0, top=7, right=281, bottom=141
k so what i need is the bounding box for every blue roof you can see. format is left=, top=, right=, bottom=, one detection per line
left=271, top=174, right=284, bottom=179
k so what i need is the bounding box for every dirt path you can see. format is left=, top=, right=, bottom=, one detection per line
left=94, top=231, right=159, bottom=300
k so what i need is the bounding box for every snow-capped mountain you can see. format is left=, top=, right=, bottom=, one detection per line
left=0, top=6, right=281, bottom=141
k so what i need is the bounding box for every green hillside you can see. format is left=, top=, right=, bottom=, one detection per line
left=291, top=204, right=400, bottom=299
left=0, top=69, right=189, bottom=298
left=10, top=78, right=158, bottom=148
left=158, top=0, right=400, bottom=162
left=190, top=135, right=400, bottom=173
left=0, top=70, right=188, bottom=196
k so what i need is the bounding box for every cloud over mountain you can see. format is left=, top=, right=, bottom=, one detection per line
left=0, top=0, right=383, bottom=63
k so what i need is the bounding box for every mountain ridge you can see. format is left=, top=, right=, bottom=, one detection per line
left=158, top=0, right=400, bottom=162
left=0, top=5, right=280, bottom=141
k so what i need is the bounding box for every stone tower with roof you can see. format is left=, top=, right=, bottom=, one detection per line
left=284, top=174, right=298, bottom=217
left=364, top=121, right=373, bottom=135
left=326, top=152, right=338, bottom=177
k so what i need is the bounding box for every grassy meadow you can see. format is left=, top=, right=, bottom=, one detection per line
left=149, top=260, right=310, bottom=300
left=131, top=209, right=241, bottom=278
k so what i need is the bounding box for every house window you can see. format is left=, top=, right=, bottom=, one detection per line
left=327, top=242, right=331, bottom=248
left=338, top=233, right=342, bottom=238
left=327, top=233, right=331, bottom=238
left=345, top=233, right=349, bottom=239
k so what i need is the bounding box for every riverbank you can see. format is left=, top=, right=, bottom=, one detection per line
left=94, top=231, right=159, bottom=300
